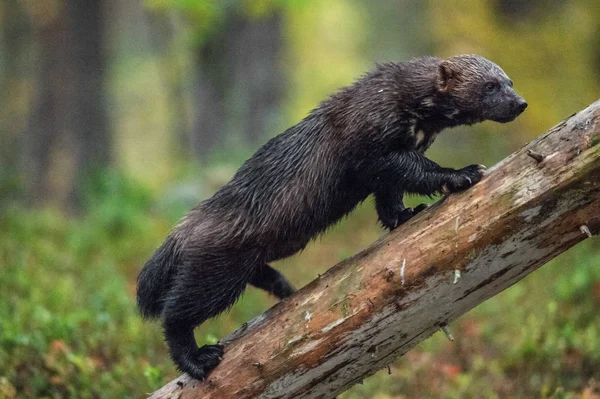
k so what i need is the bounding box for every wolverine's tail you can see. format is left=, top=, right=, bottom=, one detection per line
left=136, top=234, right=181, bottom=319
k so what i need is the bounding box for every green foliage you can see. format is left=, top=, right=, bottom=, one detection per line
left=143, top=0, right=302, bottom=46
left=0, top=179, right=170, bottom=397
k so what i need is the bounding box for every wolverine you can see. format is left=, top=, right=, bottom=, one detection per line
left=137, top=54, right=527, bottom=380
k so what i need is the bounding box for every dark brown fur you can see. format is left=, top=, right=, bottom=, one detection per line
left=137, top=55, right=527, bottom=380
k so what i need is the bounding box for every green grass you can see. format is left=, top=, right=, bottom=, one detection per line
left=0, top=171, right=599, bottom=398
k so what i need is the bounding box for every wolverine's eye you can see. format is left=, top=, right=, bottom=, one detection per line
left=484, top=82, right=498, bottom=93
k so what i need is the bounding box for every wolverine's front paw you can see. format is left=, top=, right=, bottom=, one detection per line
left=443, top=164, right=486, bottom=193
left=273, top=278, right=296, bottom=299
left=180, top=344, right=224, bottom=381
left=385, top=204, right=429, bottom=230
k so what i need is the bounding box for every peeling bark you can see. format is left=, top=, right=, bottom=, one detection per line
left=149, top=100, right=600, bottom=399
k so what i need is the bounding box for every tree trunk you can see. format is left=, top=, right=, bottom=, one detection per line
left=191, top=10, right=284, bottom=157
left=143, top=8, right=199, bottom=161
left=25, top=0, right=109, bottom=211
left=150, top=101, right=600, bottom=398
left=0, top=0, right=34, bottom=186
left=67, top=0, right=110, bottom=208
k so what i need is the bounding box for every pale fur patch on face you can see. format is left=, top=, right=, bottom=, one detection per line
left=415, top=129, right=426, bottom=145
left=408, top=119, right=418, bottom=136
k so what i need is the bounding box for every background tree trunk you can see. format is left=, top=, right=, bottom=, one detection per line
left=25, top=0, right=109, bottom=211
left=67, top=0, right=110, bottom=207
left=150, top=100, right=600, bottom=399
left=145, top=10, right=194, bottom=157
left=191, top=10, right=284, bottom=157
left=0, top=0, right=34, bottom=201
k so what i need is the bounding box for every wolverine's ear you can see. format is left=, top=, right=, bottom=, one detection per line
left=437, top=60, right=456, bottom=93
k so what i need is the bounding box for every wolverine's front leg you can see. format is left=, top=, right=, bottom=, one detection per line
left=373, top=151, right=485, bottom=197
left=368, top=159, right=428, bottom=230
left=374, top=186, right=428, bottom=230
left=367, top=151, right=484, bottom=228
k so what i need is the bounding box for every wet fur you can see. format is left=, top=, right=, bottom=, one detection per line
left=136, top=54, right=527, bottom=380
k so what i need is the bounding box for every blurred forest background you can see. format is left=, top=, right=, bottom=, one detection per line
left=1, top=0, right=600, bottom=398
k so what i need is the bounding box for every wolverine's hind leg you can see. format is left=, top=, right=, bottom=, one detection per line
left=162, top=320, right=224, bottom=381
left=162, top=254, right=254, bottom=380
left=249, top=264, right=296, bottom=299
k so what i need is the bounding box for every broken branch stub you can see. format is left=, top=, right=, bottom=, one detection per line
left=150, top=100, right=600, bottom=399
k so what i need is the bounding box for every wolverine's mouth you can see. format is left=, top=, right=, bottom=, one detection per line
left=494, top=114, right=519, bottom=123
left=492, top=108, right=526, bottom=123
left=491, top=98, right=527, bottom=123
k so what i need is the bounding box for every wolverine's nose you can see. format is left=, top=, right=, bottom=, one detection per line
left=516, top=99, right=528, bottom=114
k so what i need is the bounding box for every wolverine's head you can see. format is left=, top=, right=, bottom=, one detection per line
left=437, top=55, right=527, bottom=124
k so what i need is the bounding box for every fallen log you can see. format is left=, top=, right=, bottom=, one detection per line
left=150, top=100, right=600, bottom=399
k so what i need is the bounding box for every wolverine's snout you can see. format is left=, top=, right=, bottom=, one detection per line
left=499, top=98, right=527, bottom=122
left=514, top=98, right=528, bottom=115
left=491, top=94, right=527, bottom=123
